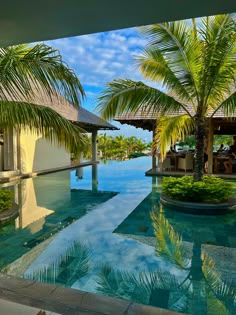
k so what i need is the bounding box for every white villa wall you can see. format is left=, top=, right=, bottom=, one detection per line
left=20, top=130, right=70, bottom=173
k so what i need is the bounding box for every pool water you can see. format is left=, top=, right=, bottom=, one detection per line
left=0, top=157, right=235, bottom=315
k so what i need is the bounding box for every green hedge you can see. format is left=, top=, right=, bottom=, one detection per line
left=128, top=152, right=147, bottom=159
left=162, top=176, right=233, bottom=203
left=0, top=190, right=14, bottom=213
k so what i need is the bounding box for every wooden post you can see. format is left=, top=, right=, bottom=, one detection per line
left=207, top=118, right=214, bottom=174
left=152, top=124, right=157, bottom=172
left=92, top=130, right=97, bottom=162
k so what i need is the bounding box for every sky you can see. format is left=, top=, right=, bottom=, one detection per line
left=45, top=27, right=152, bottom=142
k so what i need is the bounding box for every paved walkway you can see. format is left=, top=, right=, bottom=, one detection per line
left=0, top=299, right=60, bottom=315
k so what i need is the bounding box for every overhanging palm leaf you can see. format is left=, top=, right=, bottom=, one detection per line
left=212, top=91, right=236, bottom=117
left=0, top=44, right=87, bottom=153
left=138, top=22, right=202, bottom=100
left=0, top=101, right=88, bottom=154
left=0, top=44, right=84, bottom=106
left=198, top=15, right=236, bottom=108
left=136, top=47, right=195, bottom=105
left=155, top=115, right=194, bottom=158
left=98, top=79, right=187, bottom=120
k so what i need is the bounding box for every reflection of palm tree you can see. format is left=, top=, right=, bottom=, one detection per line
left=96, top=210, right=235, bottom=314
left=25, top=241, right=91, bottom=287
left=97, top=265, right=189, bottom=312
left=151, top=210, right=236, bottom=315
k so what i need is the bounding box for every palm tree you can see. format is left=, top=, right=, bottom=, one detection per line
left=0, top=44, right=88, bottom=153
left=112, top=135, right=128, bottom=160
left=98, top=14, right=236, bottom=180
left=97, top=133, right=113, bottom=159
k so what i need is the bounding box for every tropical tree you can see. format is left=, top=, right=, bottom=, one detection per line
left=97, top=133, right=113, bottom=159
left=0, top=44, right=88, bottom=153
left=98, top=14, right=236, bottom=180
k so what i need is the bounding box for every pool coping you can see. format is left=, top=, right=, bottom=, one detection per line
left=0, top=273, right=182, bottom=315
left=0, top=161, right=98, bottom=184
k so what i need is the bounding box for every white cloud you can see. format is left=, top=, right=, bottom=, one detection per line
left=45, top=27, right=145, bottom=90
left=43, top=27, right=154, bottom=139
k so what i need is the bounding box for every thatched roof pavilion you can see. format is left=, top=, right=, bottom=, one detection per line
left=114, top=107, right=236, bottom=134
left=115, top=106, right=236, bottom=174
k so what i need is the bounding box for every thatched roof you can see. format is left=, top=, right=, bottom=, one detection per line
left=115, top=105, right=236, bottom=134
left=78, top=107, right=118, bottom=132
left=2, top=82, right=117, bottom=131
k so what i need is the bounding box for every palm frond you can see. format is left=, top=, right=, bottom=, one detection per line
left=0, top=44, right=85, bottom=107
left=136, top=48, right=195, bottom=105
left=139, top=22, right=201, bottom=101
left=151, top=211, right=191, bottom=270
left=155, top=115, right=194, bottom=158
left=199, top=15, right=236, bottom=108
left=212, top=91, right=236, bottom=117
left=0, top=101, right=88, bottom=154
left=97, top=79, right=187, bottom=120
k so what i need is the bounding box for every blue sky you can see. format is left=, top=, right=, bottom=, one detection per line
left=45, top=27, right=152, bottom=142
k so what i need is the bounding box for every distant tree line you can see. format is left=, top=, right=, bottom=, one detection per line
left=83, top=134, right=151, bottom=161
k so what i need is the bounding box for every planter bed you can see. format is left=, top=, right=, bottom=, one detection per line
left=160, top=194, right=236, bottom=215
left=0, top=203, right=19, bottom=224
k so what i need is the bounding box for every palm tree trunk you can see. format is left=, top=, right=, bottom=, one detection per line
left=194, top=113, right=206, bottom=181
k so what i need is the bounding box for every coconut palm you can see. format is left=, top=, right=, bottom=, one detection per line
left=97, top=133, right=113, bottom=159
left=0, top=44, right=88, bottom=153
left=98, top=14, right=236, bottom=180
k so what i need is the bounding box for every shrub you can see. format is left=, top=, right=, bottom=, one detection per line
left=162, top=176, right=233, bottom=203
left=0, top=190, right=14, bottom=213
left=128, top=152, right=147, bottom=159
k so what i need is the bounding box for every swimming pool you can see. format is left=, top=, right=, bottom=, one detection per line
left=0, top=157, right=235, bottom=314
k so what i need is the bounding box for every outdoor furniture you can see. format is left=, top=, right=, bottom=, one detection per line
left=162, top=157, right=175, bottom=171
left=178, top=153, right=194, bottom=172
left=213, top=155, right=229, bottom=173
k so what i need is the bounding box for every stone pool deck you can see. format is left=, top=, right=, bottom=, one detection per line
left=0, top=274, right=181, bottom=315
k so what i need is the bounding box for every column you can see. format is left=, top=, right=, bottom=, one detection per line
left=152, top=125, right=157, bottom=172
left=207, top=119, right=214, bottom=174
left=92, top=130, right=97, bottom=162
left=92, top=164, right=98, bottom=192
left=4, top=127, right=18, bottom=171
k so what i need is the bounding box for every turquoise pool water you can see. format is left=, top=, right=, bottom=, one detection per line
left=0, top=157, right=235, bottom=314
